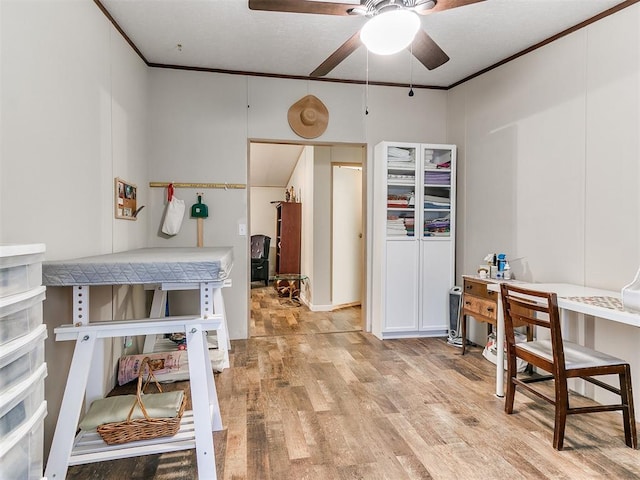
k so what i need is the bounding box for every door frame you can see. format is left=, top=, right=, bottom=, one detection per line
left=247, top=139, right=368, bottom=334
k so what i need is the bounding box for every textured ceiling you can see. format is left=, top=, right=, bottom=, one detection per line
left=99, top=0, right=631, bottom=88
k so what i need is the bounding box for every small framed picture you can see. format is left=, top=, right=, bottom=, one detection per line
left=115, top=178, right=137, bottom=220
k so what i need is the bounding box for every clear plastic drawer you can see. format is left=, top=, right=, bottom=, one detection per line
left=0, top=245, right=45, bottom=299
left=0, top=326, right=47, bottom=397
left=0, top=286, right=46, bottom=346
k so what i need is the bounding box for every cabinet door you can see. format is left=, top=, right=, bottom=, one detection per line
left=420, top=240, right=453, bottom=334
left=384, top=240, right=419, bottom=332
left=385, top=143, right=419, bottom=239
left=421, top=145, right=455, bottom=239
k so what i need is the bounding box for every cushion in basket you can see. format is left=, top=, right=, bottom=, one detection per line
left=78, top=390, right=184, bottom=431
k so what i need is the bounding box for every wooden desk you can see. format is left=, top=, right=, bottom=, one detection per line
left=487, top=282, right=640, bottom=397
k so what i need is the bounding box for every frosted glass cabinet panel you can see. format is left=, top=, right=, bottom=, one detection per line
left=386, top=145, right=418, bottom=238
left=422, top=146, right=453, bottom=239
left=372, top=142, right=456, bottom=339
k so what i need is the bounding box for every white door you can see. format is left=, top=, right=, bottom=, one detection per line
left=332, top=165, right=363, bottom=306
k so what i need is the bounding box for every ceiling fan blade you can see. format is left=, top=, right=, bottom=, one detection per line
left=411, top=29, right=449, bottom=70
left=310, top=31, right=362, bottom=77
left=248, top=0, right=356, bottom=16
left=417, top=0, right=485, bottom=15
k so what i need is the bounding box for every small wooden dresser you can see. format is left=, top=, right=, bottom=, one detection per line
left=461, top=276, right=499, bottom=354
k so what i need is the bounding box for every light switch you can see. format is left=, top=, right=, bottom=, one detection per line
left=238, top=223, right=247, bottom=236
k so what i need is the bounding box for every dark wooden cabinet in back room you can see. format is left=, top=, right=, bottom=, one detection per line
left=275, top=202, right=301, bottom=274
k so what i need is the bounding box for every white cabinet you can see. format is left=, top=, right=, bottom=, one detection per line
left=372, top=142, right=456, bottom=339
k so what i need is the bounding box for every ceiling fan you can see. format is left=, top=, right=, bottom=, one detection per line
left=248, top=0, right=485, bottom=78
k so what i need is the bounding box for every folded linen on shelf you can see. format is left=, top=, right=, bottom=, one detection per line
left=425, top=151, right=452, bottom=170
left=388, top=147, right=413, bottom=159
left=388, top=161, right=416, bottom=169
left=424, top=202, right=450, bottom=209
left=387, top=217, right=407, bottom=233
left=388, top=173, right=415, bottom=181
left=424, top=194, right=450, bottom=203
left=424, top=171, right=451, bottom=185
left=424, top=214, right=450, bottom=236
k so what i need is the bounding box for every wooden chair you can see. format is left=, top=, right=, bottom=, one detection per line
left=500, top=283, right=637, bottom=450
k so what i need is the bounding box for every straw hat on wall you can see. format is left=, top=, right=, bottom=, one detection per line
left=287, top=95, right=329, bottom=139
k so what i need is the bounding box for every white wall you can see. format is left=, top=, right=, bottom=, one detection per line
left=449, top=5, right=640, bottom=408
left=1, top=0, right=149, bottom=461
left=288, top=146, right=314, bottom=302
left=145, top=72, right=449, bottom=335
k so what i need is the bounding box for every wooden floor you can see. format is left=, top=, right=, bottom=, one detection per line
left=250, top=284, right=362, bottom=337
left=67, top=287, right=639, bottom=480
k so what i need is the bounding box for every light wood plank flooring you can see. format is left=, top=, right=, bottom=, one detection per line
left=66, top=290, right=639, bottom=479
left=250, top=284, right=362, bottom=337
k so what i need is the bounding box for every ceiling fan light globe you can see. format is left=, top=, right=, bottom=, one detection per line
left=360, top=10, right=420, bottom=56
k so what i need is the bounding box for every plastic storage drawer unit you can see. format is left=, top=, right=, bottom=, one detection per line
left=0, top=402, right=46, bottom=480
left=0, top=286, right=46, bottom=346
left=0, top=326, right=47, bottom=396
left=0, top=244, right=45, bottom=300
left=0, top=364, right=47, bottom=443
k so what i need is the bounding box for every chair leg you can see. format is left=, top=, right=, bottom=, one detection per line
left=504, top=356, right=517, bottom=414
left=553, top=380, right=569, bottom=450
left=619, top=365, right=638, bottom=449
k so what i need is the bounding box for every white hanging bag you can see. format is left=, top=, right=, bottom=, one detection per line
left=161, top=183, right=185, bottom=235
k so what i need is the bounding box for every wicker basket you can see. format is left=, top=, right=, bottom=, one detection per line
left=97, top=356, right=187, bottom=445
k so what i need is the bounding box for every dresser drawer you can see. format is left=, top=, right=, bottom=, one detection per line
left=463, top=278, right=498, bottom=300
left=463, top=295, right=497, bottom=323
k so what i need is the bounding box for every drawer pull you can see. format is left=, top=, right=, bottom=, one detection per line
left=466, top=285, right=472, bottom=289
left=487, top=307, right=494, bottom=312
left=465, top=301, right=471, bottom=306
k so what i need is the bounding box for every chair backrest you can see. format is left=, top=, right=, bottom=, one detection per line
left=250, top=234, right=271, bottom=260
left=500, top=284, right=565, bottom=375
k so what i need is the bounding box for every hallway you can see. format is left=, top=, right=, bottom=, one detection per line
left=250, top=284, right=362, bottom=337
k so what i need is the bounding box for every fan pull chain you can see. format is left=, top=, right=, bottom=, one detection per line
left=365, top=49, right=369, bottom=115
left=409, top=42, right=414, bottom=97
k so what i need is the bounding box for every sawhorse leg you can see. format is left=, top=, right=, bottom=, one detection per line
left=45, top=333, right=97, bottom=480
left=201, top=284, right=230, bottom=369
left=143, top=286, right=168, bottom=352
left=186, top=324, right=221, bottom=480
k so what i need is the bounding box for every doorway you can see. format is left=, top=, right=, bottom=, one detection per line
left=332, top=164, right=363, bottom=308
left=248, top=141, right=366, bottom=337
